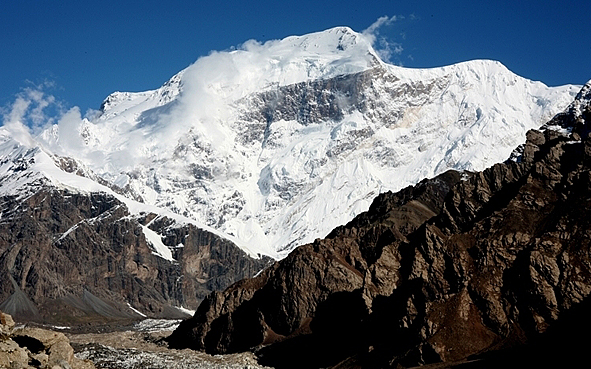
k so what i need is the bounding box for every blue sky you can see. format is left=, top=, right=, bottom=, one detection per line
left=1, top=0, right=590, bottom=116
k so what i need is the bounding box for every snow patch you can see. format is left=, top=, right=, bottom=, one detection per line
left=544, top=124, right=572, bottom=136
left=50, top=325, right=70, bottom=330
left=175, top=306, right=196, bottom=316
left=132, top=318, right=183, bottom=333
left=127, top=303, right=147, bottom=318
left=141, top=225, right=174, bottom=262
left=57, top=222, right=81, bottom=241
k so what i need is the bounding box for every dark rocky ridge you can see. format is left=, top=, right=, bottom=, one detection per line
left=0, top=188, right=271, bottom=326
left=168, top=81, right=591, bottom=367
left=168, top=169, right=464, bottom=355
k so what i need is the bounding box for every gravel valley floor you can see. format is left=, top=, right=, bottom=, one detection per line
left=64, top=320, right=269, bottom=369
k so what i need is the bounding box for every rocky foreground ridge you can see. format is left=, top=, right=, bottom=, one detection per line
left=168, top=81, right=591, bottom=368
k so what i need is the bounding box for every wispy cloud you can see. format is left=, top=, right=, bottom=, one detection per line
left=1, top=94, right=36, bottom=147
left=1, top=82, right=87, bottom=152
left=1, top=82, right=64, bottom=133
left=362, top=16, right=404, bottom=63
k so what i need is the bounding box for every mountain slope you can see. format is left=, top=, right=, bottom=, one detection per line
left=0, top=130, right=271, bottom=324
left=36, top=27, right=579, bottom=258
left=167, top=81, right=591, bottom=368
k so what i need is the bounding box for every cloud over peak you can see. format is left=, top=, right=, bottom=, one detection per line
left=362, top=15, right=404, bottom=63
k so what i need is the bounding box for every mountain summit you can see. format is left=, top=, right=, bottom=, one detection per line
left=15, top=27, right=582, bottom=260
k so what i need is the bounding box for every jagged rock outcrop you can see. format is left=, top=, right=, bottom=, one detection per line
left=168, top=169, right=464, bottom=355
left=0, top=189, right=271, bottom=326
left=0, top=310, right=95, bottom=368
left=168, top=81, right=591, bottom=368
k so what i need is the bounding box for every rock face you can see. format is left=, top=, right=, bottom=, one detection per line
left=0, top=188, right=271, bottom=326
left=168, top=81, right=591, bottom=367
left=0, top=310, right=95, bottom=368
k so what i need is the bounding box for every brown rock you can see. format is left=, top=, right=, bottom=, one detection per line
left=0, top=190, right=271, bottom=326
left=0, top=310, right=15, bottom=339
left=0, top=338, right=29, bottom=368
left=0, top=311, right=95, bottom=368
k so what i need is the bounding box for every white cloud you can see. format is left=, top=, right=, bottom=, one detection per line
left=4, top=96, right=30, bottom=126
left=56, top=107, right=85, bottom=152
left=1, top=84, right=64, bottom=133
left=361, top=16, right=404, bottom=63
left=2, top=96, right=36, bottom=147
left=29, top=94, right=54, bottom=125
left=362, top=16, right=398, bottom=41
left=1, top=84, right=84, bottom=151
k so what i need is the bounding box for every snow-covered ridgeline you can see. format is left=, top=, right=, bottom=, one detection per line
left=3, top=26, right=582, bottom=259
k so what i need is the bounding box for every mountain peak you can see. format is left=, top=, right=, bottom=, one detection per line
left=24, top=27, right=582, bottom=259
left=283, top=26, right=367, bottom=53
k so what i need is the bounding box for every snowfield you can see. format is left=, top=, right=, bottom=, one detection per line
left=1, top=26, right=580, bottom=259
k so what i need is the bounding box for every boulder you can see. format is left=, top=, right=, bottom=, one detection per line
left=0, top=311, right=95, bottom=369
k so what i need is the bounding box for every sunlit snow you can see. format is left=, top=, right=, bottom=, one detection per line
left=1, top=27, right=582, bottom=259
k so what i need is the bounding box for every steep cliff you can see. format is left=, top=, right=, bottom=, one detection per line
left=0, top=188, right=271, bottom=326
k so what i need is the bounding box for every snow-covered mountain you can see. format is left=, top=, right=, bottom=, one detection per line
left=6, top=26, right=581, bottom=259
left=0, top=129, right=267, bottom=259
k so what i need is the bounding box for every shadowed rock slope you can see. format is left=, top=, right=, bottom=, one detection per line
left=168, top=81, right=591, bottom=368
left=0, top=189, right=272, bottom=326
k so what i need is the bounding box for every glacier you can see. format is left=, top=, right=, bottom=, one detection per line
left=3, top=26, right=581, bottom=259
